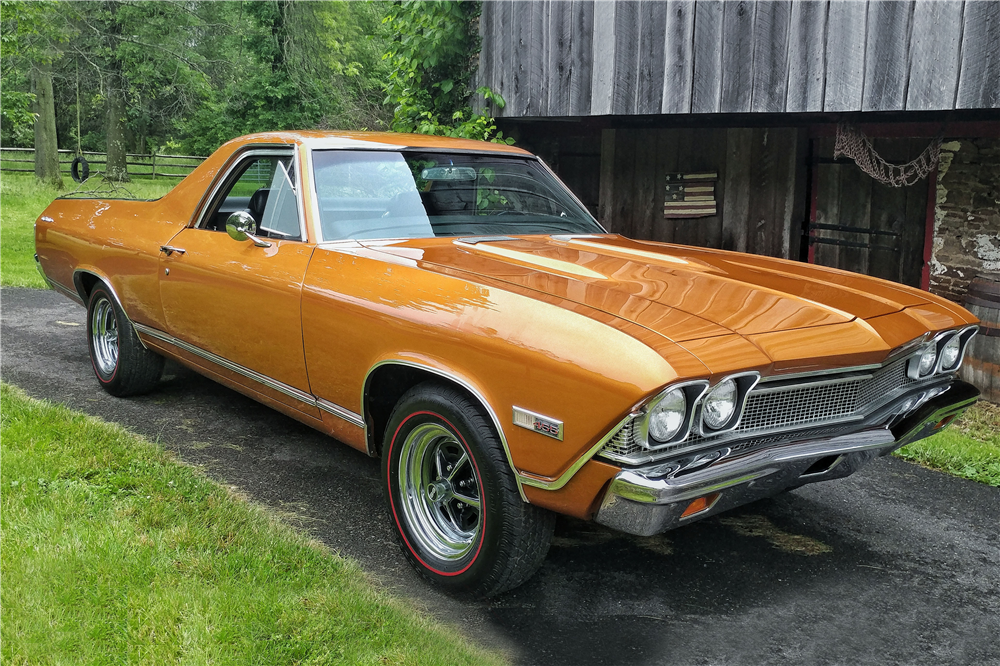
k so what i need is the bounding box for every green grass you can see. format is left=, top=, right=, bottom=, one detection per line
left=0, top=383, right=506, bottom=666
left=895, top=400, right=1000, bottom=486
left=0, top=173, right=177, bottom=288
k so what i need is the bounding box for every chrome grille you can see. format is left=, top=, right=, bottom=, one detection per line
left=599, top=357, right=916, bottom=464
left=738, top=360, right=912, bottom=435
left=739, top=379, right=862, bottom=432
left=601, top=420, right=637, bottom=458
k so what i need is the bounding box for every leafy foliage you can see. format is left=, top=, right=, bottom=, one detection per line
left=0, top=0, right=67, bottom=140
left=383, top=1, right=512, bottom=143
left=177, top=1, right=392, bottom=155
left=1, top=1, right=507, bottom=156
left=2, top=1, right=392, bottom=155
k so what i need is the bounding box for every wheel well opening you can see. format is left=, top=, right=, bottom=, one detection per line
left=364, top=364, right=495, bottom=458
left=74, top=272, right=99, bottom=302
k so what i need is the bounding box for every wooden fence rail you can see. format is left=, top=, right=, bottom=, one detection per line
left=0, top=147, right=207, bottom=179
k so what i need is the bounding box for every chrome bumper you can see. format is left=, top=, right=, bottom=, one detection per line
left=595, top=380, right=980, bottom=537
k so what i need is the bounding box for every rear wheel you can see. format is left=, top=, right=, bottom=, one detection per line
left=87, top=284, right=163, bottom=396
left=383, top=382, right=554, bottom=598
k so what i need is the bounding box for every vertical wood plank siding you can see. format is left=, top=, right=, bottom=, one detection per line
left=861, top=1, right=913, bottom=112
left=750, top=0, right=790, bottom=114
left=547, top=1, right=571, bottom=116
left=785, top=1, right=827, bottom=113
left=589, top=1, right=617, bottom=115
left=690, top=0, right=724, bottom=113
left=636, top=1, right=669, bottom=114
left=721, top=1, right=757, bottom=114
left=662, top=1, right=695, bottom=114
left=823, top=1, right=868, bottom=112
left=612, top=1, right=641, bottom=114
left=526, top=2, right=548, bottom=116
left=479, top=0, right=993, bottom=116
left=569, top=1, right=596, bottom=116
left=956, top=2, right=1000, bottom=109
left=906, top=1, right=964, bottom=111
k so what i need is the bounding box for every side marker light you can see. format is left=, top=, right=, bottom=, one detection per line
left=681, top=493, right=721, bottom=519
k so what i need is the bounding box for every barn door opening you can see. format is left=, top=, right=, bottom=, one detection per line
left=806, top=138, right=935, bottom=289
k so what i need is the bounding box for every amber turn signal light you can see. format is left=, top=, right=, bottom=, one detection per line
left=935, top=415, right=956, bottom=430
left=681, top=493, right=721, bottom=518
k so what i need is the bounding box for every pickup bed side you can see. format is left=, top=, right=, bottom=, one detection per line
left=34, top=140, right=245, bottom=329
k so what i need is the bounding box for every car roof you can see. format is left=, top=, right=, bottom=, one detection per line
left=227, top=130, right=532, bottom=155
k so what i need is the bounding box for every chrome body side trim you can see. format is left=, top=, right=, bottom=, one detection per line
left=317, top=398, right=366, bottom=429
left=363, top=360, right=529, bottom=501
left=44, top=275, right=85, bottom=306
left=132, top=323, right=365, bottom=429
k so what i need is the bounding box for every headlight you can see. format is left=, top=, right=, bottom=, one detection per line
left=647, top=388, right=686, bottom=442
left=917, top=346, right=937, bottom=376
left=702, top=379, right=737, bottom=430
left=939, top=335, right=961, bottom=371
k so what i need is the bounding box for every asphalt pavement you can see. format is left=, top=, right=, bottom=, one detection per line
left=3, top=286, right=999, bottom=666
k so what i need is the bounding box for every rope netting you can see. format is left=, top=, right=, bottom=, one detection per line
left=834, top=123, right=942, bottom=187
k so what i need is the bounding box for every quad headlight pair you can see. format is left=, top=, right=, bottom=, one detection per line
left=908, top=327, right=978, bottom=380
left=638, top=373, right=760, bottom=447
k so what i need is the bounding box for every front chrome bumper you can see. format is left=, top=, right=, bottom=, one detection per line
left=595, top=380, right=980, bottom=536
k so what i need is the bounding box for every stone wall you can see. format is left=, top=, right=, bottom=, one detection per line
left=930, top=138, right=1000, bottom=302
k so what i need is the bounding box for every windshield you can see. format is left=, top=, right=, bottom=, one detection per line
left=312, top=150, right=604, bottom=242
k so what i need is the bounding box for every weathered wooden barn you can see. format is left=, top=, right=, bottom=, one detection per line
left=476, top=0, right=1000, bottom=301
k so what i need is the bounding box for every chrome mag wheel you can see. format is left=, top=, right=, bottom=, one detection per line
left=90, top=295, right=119, bottom=376
left=398, top=422, right=482, bottom=561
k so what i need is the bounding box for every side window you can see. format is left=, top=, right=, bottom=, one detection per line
left=259, top=160, right=299, bottom=239
left=204, top=154, right=302, bottom=241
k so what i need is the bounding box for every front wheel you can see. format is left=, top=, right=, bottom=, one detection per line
left=383, top=382, right=555, bottom=598
left=87, top=284, right=163, bottom=396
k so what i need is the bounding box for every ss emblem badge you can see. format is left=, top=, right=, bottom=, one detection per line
left=512, top=407, right=564, bottom=441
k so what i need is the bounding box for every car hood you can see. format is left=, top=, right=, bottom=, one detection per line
left=364, top=235, right=964, bottom=372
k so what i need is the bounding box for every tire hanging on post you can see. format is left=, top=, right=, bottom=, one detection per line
left=71, top=156, right=90, bottom=183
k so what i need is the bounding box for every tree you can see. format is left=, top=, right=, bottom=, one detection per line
left=4, top=1, right=393, bottom=161
left=1, top=0, right=66, bottom=184
left=176, top=1, right=392, bottom=155
left=383, top=0, right=509, bottom=143
left=32, top=61, right=62, bottom=186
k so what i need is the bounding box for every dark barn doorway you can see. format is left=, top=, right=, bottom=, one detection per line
left=807, top=137, right=935, bottom=289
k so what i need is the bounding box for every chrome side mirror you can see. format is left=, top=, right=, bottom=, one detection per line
left=226, top=211, right=271, bottom=247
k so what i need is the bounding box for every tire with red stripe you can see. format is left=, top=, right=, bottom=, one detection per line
left=87, top=284, right=164, bottom=397
left=383, top=382, right=555, bottom=598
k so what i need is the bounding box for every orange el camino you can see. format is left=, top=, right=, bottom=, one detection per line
left=35, top=131, right=980, bottom=597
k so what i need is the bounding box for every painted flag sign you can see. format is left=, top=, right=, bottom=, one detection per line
left=664, top=171, right=718, bottom=218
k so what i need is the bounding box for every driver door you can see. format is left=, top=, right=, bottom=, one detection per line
left=158, top=148, right=318, bottom=416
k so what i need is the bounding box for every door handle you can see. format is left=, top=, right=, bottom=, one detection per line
left=160, top=245, right=186, bottom=256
